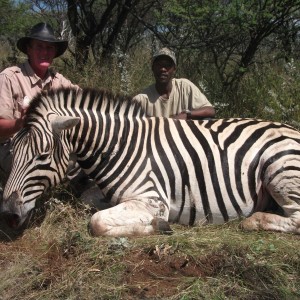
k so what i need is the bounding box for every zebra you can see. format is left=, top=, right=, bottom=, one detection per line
left=1, top=87, right=300, bottom=236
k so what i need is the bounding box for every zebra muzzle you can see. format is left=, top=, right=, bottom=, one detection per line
left=3, top=212, right=21, bottom=229
left=0, top=191, right=24, bottom=229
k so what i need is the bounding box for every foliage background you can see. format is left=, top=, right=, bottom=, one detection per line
left=0, top=0, right=299, bottom=127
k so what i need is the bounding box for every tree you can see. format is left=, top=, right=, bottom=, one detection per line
left=66, top=0, right=160, bottom=69
left=17, top=0, right=159, bottom=70
left=141, top=0, right=300, bottom=94
left=0, top=0, right=37, bottom=38
left=4, top=0, right=300, bottom=97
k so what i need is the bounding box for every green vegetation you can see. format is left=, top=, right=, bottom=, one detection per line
left=0, top=0, right=299, bottom=127
left=56, top=51, right=300, bottom=128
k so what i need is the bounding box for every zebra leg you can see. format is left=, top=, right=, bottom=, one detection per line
left=240, top=211, right=300, bottom=234
left=88, top=198, right=172, bottom=237
left=241, top=173, right=300, bottom=234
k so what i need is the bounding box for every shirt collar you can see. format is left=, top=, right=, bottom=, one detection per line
left=22, top=60, right=54, bottom=86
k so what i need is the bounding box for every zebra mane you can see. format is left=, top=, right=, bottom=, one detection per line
left=24, top=87, right=144, bottom=125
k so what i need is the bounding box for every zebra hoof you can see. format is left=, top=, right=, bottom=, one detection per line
left=151, top=218, right=173, bottom=235
left=87, top=221, right=96, bottom=236
left=240, top=212, right=266, bottom=231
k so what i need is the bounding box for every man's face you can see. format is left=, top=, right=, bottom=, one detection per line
left=27, top=39, right=57, bottom=73
left=152, top=56, right=176, bottom=84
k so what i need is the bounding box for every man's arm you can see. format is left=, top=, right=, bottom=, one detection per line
left=189, top=106, right=215, bottom=120
left=0, top=108, right=26, bottom=139
left=173, top=106, right=215, bottom=120
left=0, top=117, right=25, bottom=138
left=171, top=79, right=216, bottom=120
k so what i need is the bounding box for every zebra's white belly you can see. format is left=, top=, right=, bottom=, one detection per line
left=168, top=198, right=254, bottom=225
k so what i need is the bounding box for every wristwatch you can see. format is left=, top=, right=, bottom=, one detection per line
left=184, top=109, right=192, bottom=119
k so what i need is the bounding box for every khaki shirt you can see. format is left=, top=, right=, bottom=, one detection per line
left=0, top=60, right=78, bottom=120
left=133, top=78, right=212, bottom=117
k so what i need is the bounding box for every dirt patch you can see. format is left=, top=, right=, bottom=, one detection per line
left=122, top=243, right=220, bottom=299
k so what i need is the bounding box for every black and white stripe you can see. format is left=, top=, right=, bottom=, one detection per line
left=2, top=88, right=300, bottom=235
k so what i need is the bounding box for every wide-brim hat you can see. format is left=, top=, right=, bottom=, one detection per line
left=17, top=22, right=68, bottom=58
left=152, top=47, right=177, bottom=66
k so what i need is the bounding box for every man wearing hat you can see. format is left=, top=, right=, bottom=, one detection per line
left=133, top=47, right=215, bottom=120
left=0, top=22, right=79, bottom=186
left=0, top=23, right=107, bottom=208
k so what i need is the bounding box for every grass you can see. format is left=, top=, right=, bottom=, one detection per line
left=0, top=194, right=299, bottom=299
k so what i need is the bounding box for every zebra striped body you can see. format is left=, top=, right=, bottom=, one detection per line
left=1, top=88, right=300, bottom=236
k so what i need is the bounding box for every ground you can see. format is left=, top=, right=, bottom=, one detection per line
left=123, top=244, right=205, bottom=298
left=0, top=199, right=299, bottom=299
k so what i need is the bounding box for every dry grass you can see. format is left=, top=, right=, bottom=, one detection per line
left=0, top=191, right=299, bottom=300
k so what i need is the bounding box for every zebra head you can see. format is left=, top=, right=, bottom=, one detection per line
left=1, top=113, right=80, bottom=229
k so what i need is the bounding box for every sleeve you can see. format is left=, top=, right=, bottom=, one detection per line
left=0, top=72, right=16, bottom=119
left=53, top=72, right=81, bottom=91
left=132, top=93, right=145, bottom=102
left=132, top=93, right=149, bottom=111
left=184, top=79, right=213, bottom=109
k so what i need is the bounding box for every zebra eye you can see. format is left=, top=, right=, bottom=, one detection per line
left=36, top=153, right=50, bottom=161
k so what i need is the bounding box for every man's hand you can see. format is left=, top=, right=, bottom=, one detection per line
left=14, top=109, right=26, bottom=131
left=171, top=111, right=190, bottom=120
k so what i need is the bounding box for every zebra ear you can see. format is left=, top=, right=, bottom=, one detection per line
left=51, top=116, right=80, bottom=134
